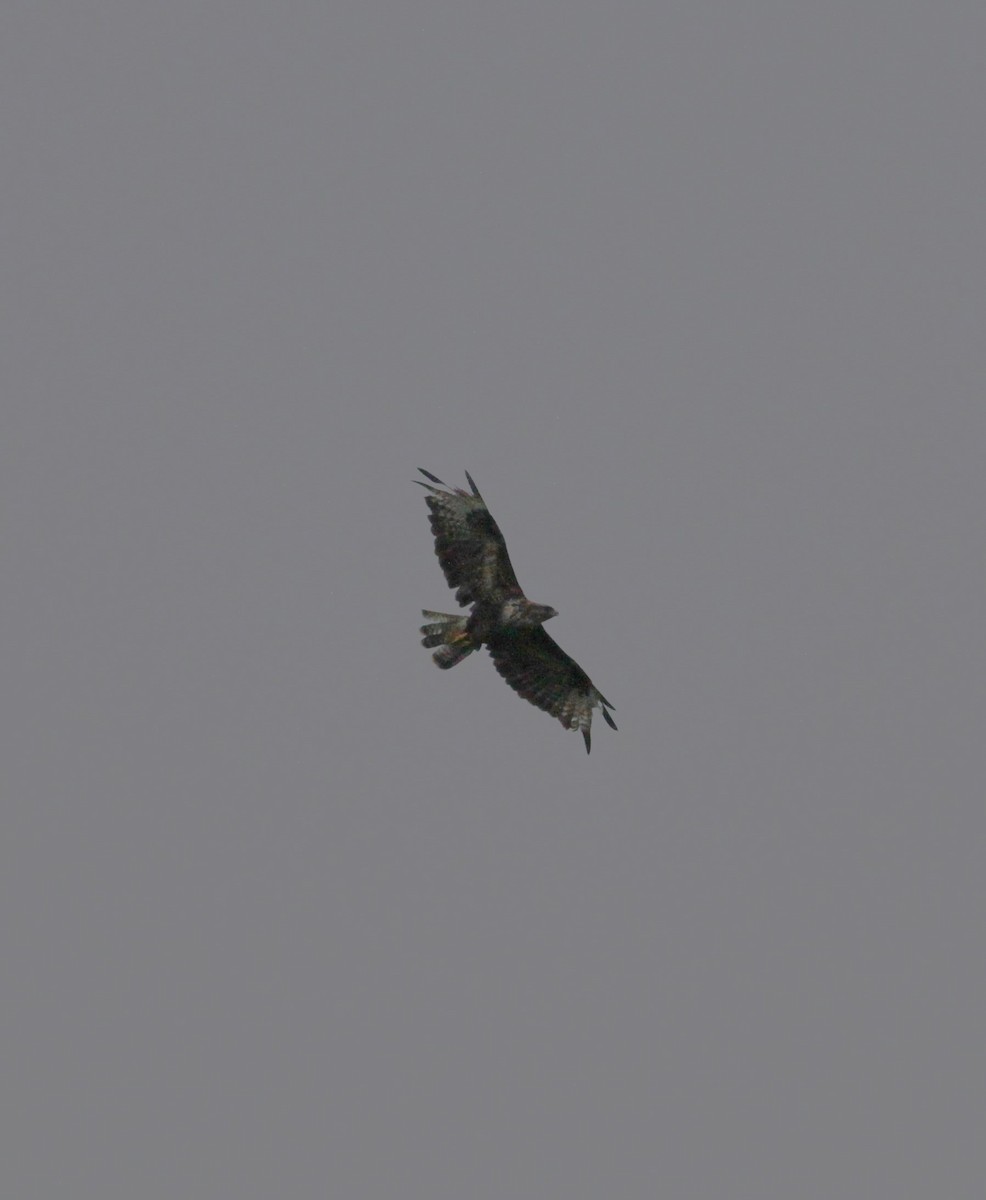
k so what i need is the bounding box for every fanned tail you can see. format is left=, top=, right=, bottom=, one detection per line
left=420, top=611, right=477, bottom=669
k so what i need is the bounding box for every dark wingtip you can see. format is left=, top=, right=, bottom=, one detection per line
left=418, top=468, right=447, bottom=486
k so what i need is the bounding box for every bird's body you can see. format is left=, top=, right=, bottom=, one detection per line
left=418, top=469, right=616, bottom=752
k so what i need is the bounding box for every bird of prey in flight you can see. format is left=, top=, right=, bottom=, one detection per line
left=418, top=469, right=616, bottom=752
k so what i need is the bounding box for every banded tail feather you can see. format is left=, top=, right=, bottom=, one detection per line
left=420, top=611, right=477, bottom=669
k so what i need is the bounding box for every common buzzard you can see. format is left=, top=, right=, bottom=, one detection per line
left=418, top=469, right=616, bottom=752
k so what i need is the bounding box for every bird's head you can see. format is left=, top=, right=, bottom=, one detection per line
left=530, top=603, right=558, bottom=625
left=502, top=598, right=557, bottom=627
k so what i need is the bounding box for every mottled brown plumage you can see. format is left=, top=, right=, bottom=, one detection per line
left=418, top=469, right=616, bottom=752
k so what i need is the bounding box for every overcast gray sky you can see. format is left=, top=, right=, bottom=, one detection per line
left=2, top=3, right=984, bottom=1197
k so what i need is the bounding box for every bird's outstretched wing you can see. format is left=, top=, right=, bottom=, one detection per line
left=416, top=469, right=522, bottom=607
left=488, top=626, right=617, bottom=753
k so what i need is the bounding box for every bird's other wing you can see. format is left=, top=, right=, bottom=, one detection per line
left=487, top=626, right=617, bottom=753
left=417, top=469, right=522, bottom=607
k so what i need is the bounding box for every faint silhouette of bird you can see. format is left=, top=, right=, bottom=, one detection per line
left=418, top=469, right=616, bottom=752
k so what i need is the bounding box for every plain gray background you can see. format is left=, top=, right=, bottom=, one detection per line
left=2, top=3, right=984, bottom=1197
